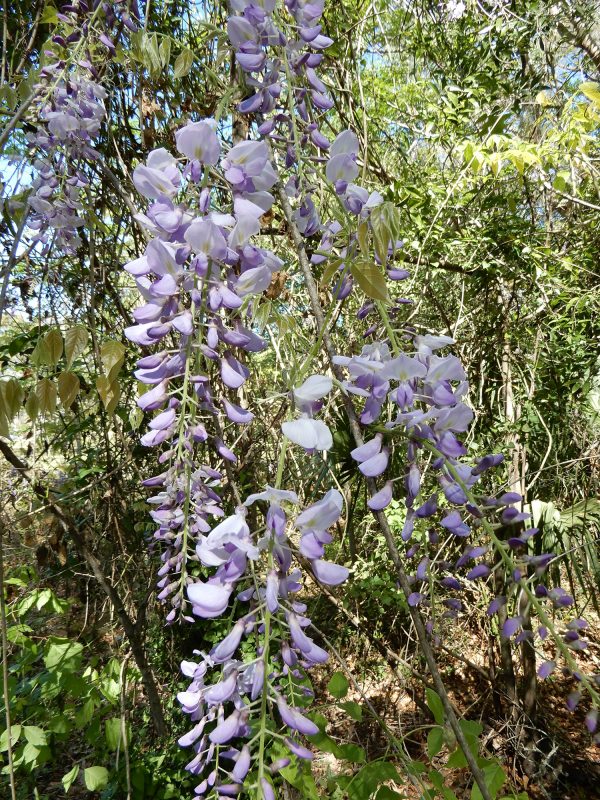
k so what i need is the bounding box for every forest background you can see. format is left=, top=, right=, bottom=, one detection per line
left=1, top=1, right=600, bottom=799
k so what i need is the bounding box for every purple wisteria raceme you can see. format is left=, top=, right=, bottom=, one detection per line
left=124, top=84, right=356, bottom=790
left=126, top=120, right=286, bottom=624
left=171, top=486, right=348, bottom=795
left=25, top=1, right=136, bottom=254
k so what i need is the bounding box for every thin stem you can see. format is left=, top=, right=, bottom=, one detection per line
left=0, top=522, right=18, bottom=800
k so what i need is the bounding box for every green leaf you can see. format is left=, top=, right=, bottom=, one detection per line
left=174, top=47, right=194, bottom=78
left=23, top=726, right=47, bottom=747
left=57, top=371, right=80, bottom=409
left=159, top=36, right=171, bottom=67
left=471, top=761, right=506, bottom=800
left=338, top=700, right=363, bottom=721
left=580, top=81, right=600, bottom=106
left=320, top=257, right=343, bottom=287
left=105, top=717, right=125, bottom=750
left=97, top=375, right=120, bottom=414
left=143, top=33, right=162, bottom=76
left=43, top=328, right=63, bottom=366
left=348, top=762, right=400, bottom=800
left=279, top=754, right=320, bottom=799
left=35, top=587, right=52, bottom=610
left=75, top=698, right=95, bottom=729
left=350, top=260, right=389, bottom=303
left=62, top=764, right=80, bottom=793
left=0, top=407, right=9, bottom=438
left=25, top=390, right=39, bottom=421
left=48, top=715, right=71, bottom=735
left=100, top=339, right=125, bottom=382
left=427, top=726, right=444, bottom=758
left=64, top=325, right=88, bottom=368
left=21, top=741, right=42, bottom=767
left=0, top=378, right=24, bottom=420
left=36, top=378, right=57, bottom=415
left=432, top=769, right=447, bottom=788
left=41, top=5, right=58, bottom=24
left=44, top=638, right=84, bottom=671
left=446, top=747, right=468, bottom=768
left=306, top=730, right=342, bottom=757
left=337, top=743, right=366, bottom=763
left=7, top=624, right=32, bottom=644
left=0, top=724, right=22, bottom=752
left=84, top=765, right=109, bottom=791
left=327, top=671, right=349, bottom=699
left=99, top=676, right=120, bottom=704
left=425, top=688, right=445, bottom=725
left=460, top=718, right=483, bottom=749
left=375, top=788, right=406, bottom=800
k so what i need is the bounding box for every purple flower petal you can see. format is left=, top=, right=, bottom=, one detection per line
left=212, top=621, right=245, bottom=663
left=537, top=660, right=556, bottom=680
left=187, top=581, right=232, bottom=618
left=221, top=354, right=249, bottom=389
left=466, top=564, right=490, bottom=581
left=277, top=697, right=319, bottom=735
left=350, top=434, right=382, bottom=462
left=311, top=559, right=349, bottom=586
left=210, top=710, right=241, bottom=744
left=260, top=778, right=275, bottom=800
left=223, top=398, right=254, bottom=424
left=585, top=709, right=598, bottom=734
left=204, top=671, right=238, bottom=704
left=359, top=449, right=389, bottom=477
left=502, top=616, right=522, bottom=638
left=232, top=745, right=251, bottom=782
left=367, top=481, right=393, bottom=511
left=285, top=737, right=314, bottom=760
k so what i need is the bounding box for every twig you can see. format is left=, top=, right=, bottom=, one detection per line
left=0, top=521, right=17, bottom=800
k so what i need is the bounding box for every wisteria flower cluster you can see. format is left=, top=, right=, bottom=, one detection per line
left=177, top=487, right=349, bottom=795
left=26, top=1, right=136, bottom=253
left=124, top=97, right=361, bottom=790
left=127, top=122, right=283, bottom=622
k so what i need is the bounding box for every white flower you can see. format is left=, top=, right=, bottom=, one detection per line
left=293, top=374, right=333, bottom=408
left=282, top=418, right=333, bottom=451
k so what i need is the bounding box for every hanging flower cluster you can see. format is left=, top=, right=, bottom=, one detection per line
left=226, top=0, right=343, bottom=244
left=177, top=487, right=348, bottom=796
left=26, top=1, right=137, bottom=253
left=127, top=122, right=285, bottom=623
left=126, top=102, right=357, bottom=790
left=27, top=75, right=107, bottom=253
